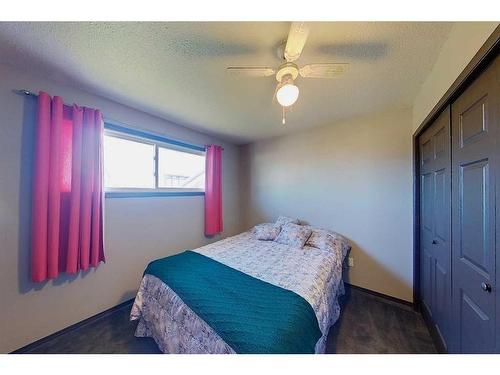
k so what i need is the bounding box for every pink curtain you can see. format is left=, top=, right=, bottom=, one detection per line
left=31, top=91, right=105, bottom=282
left=205, top=145, right=223, bottom=236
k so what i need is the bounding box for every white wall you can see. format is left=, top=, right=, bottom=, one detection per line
left=0, top=62, right=243, bottom=353
left=240, top=108, right=414, bottom=301
left=412, top=22, right=498, bottom=133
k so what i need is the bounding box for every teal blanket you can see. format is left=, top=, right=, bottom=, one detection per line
left=144, top=250, right=322, bottom=354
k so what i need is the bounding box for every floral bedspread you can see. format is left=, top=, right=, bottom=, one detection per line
left=130, top=231, right=346, bottom=353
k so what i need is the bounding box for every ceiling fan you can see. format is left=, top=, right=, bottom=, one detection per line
left=227, top=22, right=349, bottom=123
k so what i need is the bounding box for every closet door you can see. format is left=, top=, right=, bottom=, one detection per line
left=419, top=106, right=452, bottom=349
left=496, top=56, right=500, bottom=354
left=451, top=56, right=499, bottom=353
left=496, top=57, right=500, bottom=355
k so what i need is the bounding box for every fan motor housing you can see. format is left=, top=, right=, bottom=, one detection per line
left=276, top=62, right=299, bottom=82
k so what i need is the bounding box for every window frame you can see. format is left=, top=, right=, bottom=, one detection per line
left=103, top=122, right=206, bottom=198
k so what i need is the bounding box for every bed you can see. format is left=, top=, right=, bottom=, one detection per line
left=130, top=227, right=348, bottom=354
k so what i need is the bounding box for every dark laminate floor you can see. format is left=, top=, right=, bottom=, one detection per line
left=326, top=288, right=436, bottom=353
left=20, top=287, right=437, bottom=354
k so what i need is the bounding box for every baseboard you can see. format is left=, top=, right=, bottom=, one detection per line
left=419, top=301, right=447, bottom=354
left=10, top=298, right=135, bottom=354
left=345, top=283, right=414, bottom=308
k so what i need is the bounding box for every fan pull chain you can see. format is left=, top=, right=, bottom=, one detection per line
left=282, top=106, right=286, bottom=125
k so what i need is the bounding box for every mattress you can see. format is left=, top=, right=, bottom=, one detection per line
left=130, top=231, right=345, bottom=353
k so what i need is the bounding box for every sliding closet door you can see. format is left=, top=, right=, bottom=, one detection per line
left=451, top=56, right=499, bottom=353
left=419, top=107, right=452, bottom=349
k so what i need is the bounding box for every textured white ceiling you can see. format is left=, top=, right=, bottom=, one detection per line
left=0, top=22, right=453, bottom=144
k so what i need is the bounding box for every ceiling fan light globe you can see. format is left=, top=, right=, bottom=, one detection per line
left=276, top=83, right=299, bottom=107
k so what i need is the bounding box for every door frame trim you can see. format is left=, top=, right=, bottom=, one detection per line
left=413, top=26, right=500, bottom=309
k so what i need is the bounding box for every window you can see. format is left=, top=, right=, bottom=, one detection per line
left=103, top=125, right=205, bottom=197
left=158, top=147, right=205, bottom=189
left=104, top=136, right=155, bottom=189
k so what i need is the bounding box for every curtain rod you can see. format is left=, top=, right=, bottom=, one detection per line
left=13, top=89, right=221, bottom=151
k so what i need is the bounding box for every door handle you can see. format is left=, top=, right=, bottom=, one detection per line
left=481, top=282, right=492, bottom=293
left=432, top=239, right=439, bottom=245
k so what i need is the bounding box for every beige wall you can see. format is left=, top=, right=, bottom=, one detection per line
left=240, top=108, right=414, bottom=301
left=412, top=22, right=498, bottom=133
left=0, top=63, right=243, bottom=353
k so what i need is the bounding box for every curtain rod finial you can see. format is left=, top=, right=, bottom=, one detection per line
left=14, top=89, right=34, bottom=96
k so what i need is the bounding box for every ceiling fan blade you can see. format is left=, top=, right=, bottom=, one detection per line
left=284, top=22, right=310, bottom=62
left=299, top=63, right=349, bottom=78
left=226, top=67, right=275, bottom=77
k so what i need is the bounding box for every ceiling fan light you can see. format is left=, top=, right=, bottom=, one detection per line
left=276, top=83, right=299, bottom=107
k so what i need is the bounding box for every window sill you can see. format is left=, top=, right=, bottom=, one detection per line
left=105, top=191, right=205, bottom=198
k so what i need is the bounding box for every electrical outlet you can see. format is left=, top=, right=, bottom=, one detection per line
left=348, top=257, right=354, bottom=267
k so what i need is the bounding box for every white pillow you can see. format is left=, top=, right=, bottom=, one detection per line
left=253, top=223, right=282, bottom=241
left=275, top=215, right=300, bottom=227
left=274, top=223, right=312, bottom=248
left=305, top=226, right=350, bottom=259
